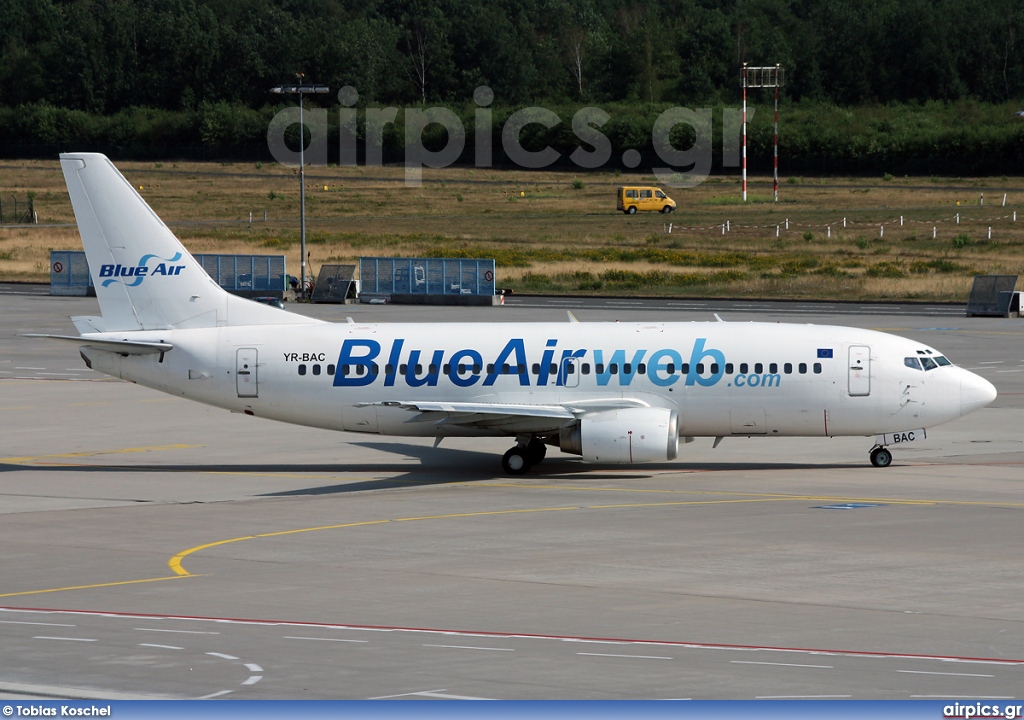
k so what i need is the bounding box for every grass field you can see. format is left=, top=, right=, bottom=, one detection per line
left=1, top=159, right=1022, bottom=301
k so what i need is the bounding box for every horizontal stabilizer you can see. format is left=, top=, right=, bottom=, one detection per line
left=23, top=334, right=173, bottom=356
left=71, top=316, right=107, bottom=333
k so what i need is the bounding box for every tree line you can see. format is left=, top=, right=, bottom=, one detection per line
left=3, top=0, right=1023, bottom=111
left=1, top=0, right=1022, bottom=172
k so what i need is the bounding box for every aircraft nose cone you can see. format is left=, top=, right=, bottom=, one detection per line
left=961, top=370, right=997, bottom=416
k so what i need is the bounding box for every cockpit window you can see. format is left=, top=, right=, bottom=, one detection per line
left=934, top=355, right=951, bottom=366
left=921, top=356, right=938, bottom=371
left=904, top=357, right=922, bottom=370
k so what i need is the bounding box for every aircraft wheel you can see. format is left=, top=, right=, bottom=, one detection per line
left=502, top=447, right=532, bottom=475
left=870, top=447, right=892, bottom=468
left=525, top=438, right=547, bottom=465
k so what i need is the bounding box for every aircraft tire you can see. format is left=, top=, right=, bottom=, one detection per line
left=525, top=438, right=547, bottom=465
left=502, top=447, right=531, bottom=475
left=870, top=447, right=892, bottom=468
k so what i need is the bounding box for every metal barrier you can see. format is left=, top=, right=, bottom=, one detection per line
left=49, top=251, right=94, bottom=296
left=359, top=257, right=495, bottom=296
left=965, top=274, right=1018, bottom=317
left=48, top=251, right=287, bottom=297
left=310, top=264, right=356, bottom=303
left=193, top=254, right=287, bottom=294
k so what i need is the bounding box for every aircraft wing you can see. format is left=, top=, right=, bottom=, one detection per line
left=363, top=398, right=650, bottom=433
left=23, top=334, right=173, bottom=356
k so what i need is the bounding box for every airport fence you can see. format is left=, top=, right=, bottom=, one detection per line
left=48, top=251, right=288, bottom=297
left=359, top=257, right=496, bottom=297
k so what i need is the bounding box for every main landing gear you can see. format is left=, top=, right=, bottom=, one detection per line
left=501, top=438, right=547, bottom=475
left=869, top=445, right=893, bottom=468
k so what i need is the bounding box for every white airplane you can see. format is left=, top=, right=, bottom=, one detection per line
left=30, top=153, right=997, bottom=474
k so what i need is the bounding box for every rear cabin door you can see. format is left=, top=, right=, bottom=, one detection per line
left=236, top=348, right=258, bottom=397
left=848, top=345, right=871, bottom=396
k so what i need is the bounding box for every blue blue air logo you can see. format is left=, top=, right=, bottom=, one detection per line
left=98, top=253, right=185, bottom=287
left=329, top=337, right=781, bottom=391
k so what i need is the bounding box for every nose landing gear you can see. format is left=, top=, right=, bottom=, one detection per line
left=869, top=445, right=893, bottom=468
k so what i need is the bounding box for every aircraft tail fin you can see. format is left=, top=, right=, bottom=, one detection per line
left=60, top=153, right=318, bottom=331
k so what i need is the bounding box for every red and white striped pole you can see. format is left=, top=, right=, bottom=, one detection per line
left=742, top=63, right=748, bottom=202
left=773, top=64, right=779, bottom=203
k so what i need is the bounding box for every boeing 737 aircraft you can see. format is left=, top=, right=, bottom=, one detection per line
left=30, top=153, right=998, bottom=474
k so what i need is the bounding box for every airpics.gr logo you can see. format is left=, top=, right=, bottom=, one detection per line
left=98, top=253, right=185, bottom=287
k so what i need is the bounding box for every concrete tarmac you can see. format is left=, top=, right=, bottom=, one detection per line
left=1, top=289, right=1023, bottom=699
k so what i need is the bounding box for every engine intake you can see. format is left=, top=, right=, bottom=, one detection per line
left=560, top=407, right=679, bottom=463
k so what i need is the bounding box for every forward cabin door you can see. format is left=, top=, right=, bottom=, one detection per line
left=236, top=348, right=258, bottom=397
left=848, top=345, right=871, bottom=396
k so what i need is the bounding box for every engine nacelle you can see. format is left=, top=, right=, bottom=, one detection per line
left=560, top=407, right=679, bottom=464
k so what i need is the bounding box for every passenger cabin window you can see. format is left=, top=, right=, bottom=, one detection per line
left=327, top=364, right=336, bottom=376
left=298, top=364, right=306, bottom=376
left=798, top=363, right=807, bottom=374
left=813, top=362, right=822, bottom=374
left=904, top=357, right=922, bottom=370
left=312, top=364, right=321, bottom=376
left=784, top=363, right=792, bottom=374
left=725, top=363, right=733, bottom=374
left=739, top=363, right=748, bottom=374
left=754, top=363, right=763, bottom=374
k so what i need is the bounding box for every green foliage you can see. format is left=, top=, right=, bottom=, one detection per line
left=572, top=179, right=584, bottom=190
left=952, top=233, right=973, bottom=248
left=866, top=261, right=906, bottom=278
left=0, top=0, right=1023, bottom=172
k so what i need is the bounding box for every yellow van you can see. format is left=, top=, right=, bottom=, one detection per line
left=617, top=186, right=676, bottom=214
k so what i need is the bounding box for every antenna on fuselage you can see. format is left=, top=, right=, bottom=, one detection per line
left=567, top=311, right=579, bottom=323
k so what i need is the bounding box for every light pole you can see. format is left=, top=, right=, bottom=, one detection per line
left=270, top=73, right=329, bottom=300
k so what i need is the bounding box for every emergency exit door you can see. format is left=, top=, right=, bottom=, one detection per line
left=848, top=345, right=870, bottom=396
left=237, top=348, right=258, bottom=397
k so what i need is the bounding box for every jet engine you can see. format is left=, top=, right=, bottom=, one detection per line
left=559, top=407, right=679, bottom=463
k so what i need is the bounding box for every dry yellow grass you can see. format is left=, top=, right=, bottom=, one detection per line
left=1, top=158, right=1022, bottom=301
